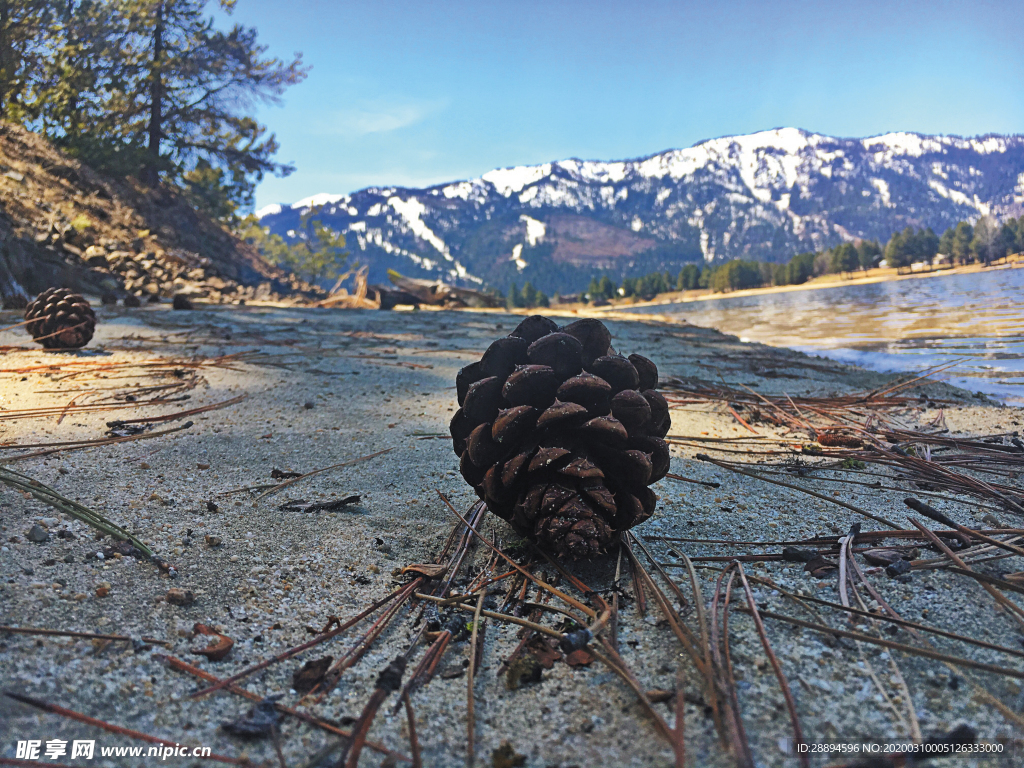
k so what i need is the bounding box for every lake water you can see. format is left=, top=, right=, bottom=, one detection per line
left=631, top=266, right=1024, bottom=403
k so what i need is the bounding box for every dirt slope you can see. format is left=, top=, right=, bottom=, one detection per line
left=0, top=122, right=322, bottom=306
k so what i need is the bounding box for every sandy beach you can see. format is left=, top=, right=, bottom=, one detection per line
left=1, top=304, right=1022, bottom=767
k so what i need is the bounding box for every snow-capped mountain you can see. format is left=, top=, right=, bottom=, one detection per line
left=257, top=127, right=1024, bottom=292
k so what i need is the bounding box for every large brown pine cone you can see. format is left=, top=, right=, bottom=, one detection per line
left=24, top=288, right=97, bottom=349
left=450, top=315, right=671, bottom=558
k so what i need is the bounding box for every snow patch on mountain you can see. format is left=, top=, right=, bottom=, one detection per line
left=292, top=192, right=348, bottom=211
left=387, top=195, right=481, bottom=282
left=510, top=243, right=527, bottom=270
left=870, top=178, right=892, bottom=207
left=928, top=179, right=974, bottom=209
left=255, top=203, right=283, bottom=218
left=521, top=215, right=546, bottom=246
left=388, top=196, right=450, bottom=259
left=483, top=164, right=552, bottom=195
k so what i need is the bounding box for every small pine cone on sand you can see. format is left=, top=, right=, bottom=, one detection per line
left=24, top=288, right=97, bottom=349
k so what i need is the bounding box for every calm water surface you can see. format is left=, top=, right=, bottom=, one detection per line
left=632, top=266, right=1024, bottom=403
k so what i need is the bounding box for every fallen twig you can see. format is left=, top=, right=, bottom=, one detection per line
left=3, top=692, right=247, bottom=765
left=256, top=448, right=394, bottom=500
left=0, top=626, right=168, bottom=646
left=190, top=581, right=419, bottom=699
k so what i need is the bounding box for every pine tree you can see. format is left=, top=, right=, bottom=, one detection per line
left=507, top=283, right=522, bottom=309
left=677, top=264, right=701, bottom=290
left=521, top=281, right=538, bottom=308
left=857, top=240, right=881, bottom=270
left=951, top=222, right=974, bottom=264
left=970, top=217, right=995, bottom=264
left=10, top=0, right=306, bottom=218
left=918, top=227, right=939, bottom=263
left=0, top=0, right=59, bottom=120
left=237, top=205, right=347, bottom=283
left=829, top=243, right=858, bottom=274
left=884, top=228, right=914, bottom=269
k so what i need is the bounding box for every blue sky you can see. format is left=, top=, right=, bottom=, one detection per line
left=231, top=0, right=1024, bottom=210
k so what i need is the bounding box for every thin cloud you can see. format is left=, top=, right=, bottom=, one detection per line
left=313, top=98, right=447, bottom=136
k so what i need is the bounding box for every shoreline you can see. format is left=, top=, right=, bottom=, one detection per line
left=563, top=254, right=1024, bottom=313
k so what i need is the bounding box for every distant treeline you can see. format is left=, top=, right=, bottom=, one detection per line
left=580, top=215, right=1024, bottom=300
left=502, top=281, right=550, bottom=309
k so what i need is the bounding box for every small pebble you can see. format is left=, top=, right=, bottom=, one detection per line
left=165, top=588, right=196, bottom=606
left=27, top=525, right=49, bottom=543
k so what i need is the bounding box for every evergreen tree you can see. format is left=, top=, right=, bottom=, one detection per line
left=0, top=0, right=60, bottom=120
left=829, top=243, right=859, bottom=274
left=857, top=240, right=882, bottom=270
left=586, top=275, right=616, bottom=301
left=9, top=0, right=306, bottom=218
left=506, top=282, right=522, bottom=309
left=970, top=217, right=997, bottom=264
left=636, top=271, right=667, bottom=297
left=884, top=228, right=914, bottom=269
left=521, top=281, right=538, bottom=307
left=950, top=222, right=974, bottom=264
left=709, top=260, right=763, bottom=292
left=1007, top=216, right=1024, bottom=254
left=938, top=227, right=955, bottom=259
left=917, top=227, right=939, bottom=263
left=771, top=263, right=788, bottom=286
left=786, top=252, right=816, bottom=284
left=237, top=205, right=347, bottom=283
left=677, top=263, right=701, bottom=290
left=994, top=222, right=1016, bottom=261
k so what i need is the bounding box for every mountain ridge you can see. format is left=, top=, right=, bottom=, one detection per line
left=258, top=127, right=1024, bottom=293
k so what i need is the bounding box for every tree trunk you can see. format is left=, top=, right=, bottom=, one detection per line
left=143, top=0, right=164, bottom=184
left=0, top=3, right=11, bottom=116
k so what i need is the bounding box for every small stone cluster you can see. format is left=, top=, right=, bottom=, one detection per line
left=46, top=235, right=279, bottom=304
